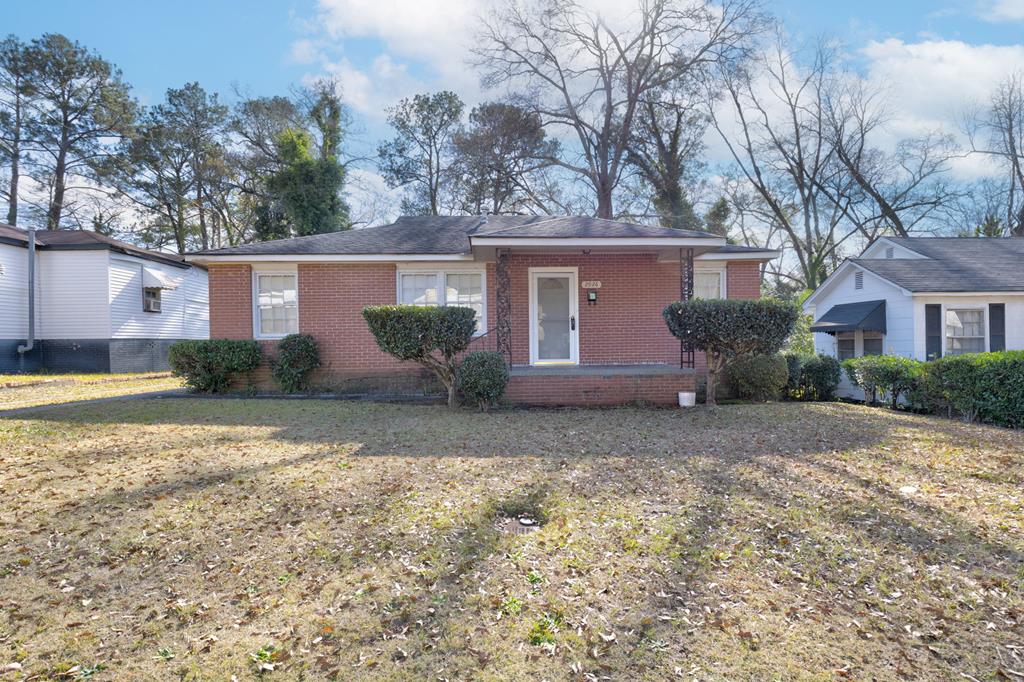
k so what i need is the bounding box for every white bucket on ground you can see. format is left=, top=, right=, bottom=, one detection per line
left=678, top=391, right=696, bottom=407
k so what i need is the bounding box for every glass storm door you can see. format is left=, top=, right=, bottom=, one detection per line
left=530, top=270, right=578, bottom=364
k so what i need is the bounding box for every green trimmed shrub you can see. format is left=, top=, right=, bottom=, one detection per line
left=909, top=351, right=1024, bottom=427
left=168, top=340, right=261, bottom=393
left=783, top=353, right=804, bottom=398
left=726, top=354, right=789, bottom=401
left=798, top=354, right=841, bottom=401
left=271, top=333, right=321, bottom=393
left=663, top=299, right=799, bottom=405
left=843, top=355, right=922, bottom=408
left=459, top=351, right=509, bottom=410
left=362, top=305, right=477, bottom=408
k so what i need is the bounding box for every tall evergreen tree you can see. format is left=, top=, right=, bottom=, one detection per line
left=0, top=35, right=34, bottom=226
left=24, top=34, right=135, bottom=229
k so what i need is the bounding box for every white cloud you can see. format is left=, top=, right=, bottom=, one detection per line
left=979, top=0, right=1024, bottom=21
left=288, top=39, right=323, bottom=65
left=860, top=38, right=1024, bottom=179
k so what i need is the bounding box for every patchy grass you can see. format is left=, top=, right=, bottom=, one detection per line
left=0, top=373, right=181, bottom=410
left=0, top=400, right=1021, bottom=680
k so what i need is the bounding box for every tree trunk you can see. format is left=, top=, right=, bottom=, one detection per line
left=6, top=94, right=21, bottom=225
left=595, top=184, right=613, bottom=219
left=47, top=144, right=68, bottom=229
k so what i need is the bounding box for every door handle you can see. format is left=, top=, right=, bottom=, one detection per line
left=570, top=316, right=576, bottom=331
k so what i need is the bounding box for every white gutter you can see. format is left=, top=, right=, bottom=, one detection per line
left=17, top=229, right=35, bottom=357
left=695, top=250, right=780, bottom=261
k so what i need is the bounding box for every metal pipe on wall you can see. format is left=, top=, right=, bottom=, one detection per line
left=17, top=228, right=35, bottom=356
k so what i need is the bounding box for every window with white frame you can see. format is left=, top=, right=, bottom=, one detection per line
left=694, top=271, right=724, bottom=299
left=837, top=332, right=855, bottom=361
left=945, top=308, right=984, bottom=355
left=255, top=272, right=298, bottom=338
left=398, top=269, right=485, bottom=332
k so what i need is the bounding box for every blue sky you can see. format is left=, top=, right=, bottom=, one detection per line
left=7, top=0, right=1024, bottom=214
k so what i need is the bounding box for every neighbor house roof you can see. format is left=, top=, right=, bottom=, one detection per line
left=851, top=237, right=1024, bottom=292
left=0, top=223, right=193, bottom=269
left=189, top=215, right=778, bottom=261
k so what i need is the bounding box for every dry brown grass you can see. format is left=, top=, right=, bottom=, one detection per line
left=0, top=400, right=1021, bottom=681
left=0, top=375, right=181, bottom=411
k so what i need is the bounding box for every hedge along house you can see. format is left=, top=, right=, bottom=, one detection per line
left=0, top=223, right=209, bottom=373
left=803, top=236, right=1024, bottom=399
left=188, top=215, right=778, bottom=405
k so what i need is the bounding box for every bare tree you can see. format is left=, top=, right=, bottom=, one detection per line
left=711, top=39, right=861, bottom=289
left=476, top=0, right=764, bottom=219
left=965, top=72, right=1024, bottom=235
left=824, top=79, right=960, bottom=240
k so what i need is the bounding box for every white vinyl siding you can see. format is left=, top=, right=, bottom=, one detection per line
left=912, top=295, right=1024, bottom=359
left=0, top=242, right=30, bottom=339
left=108, top=254, right=208, bottom=339
left=254, top=271, right=298, bottom=338
left=37, top=250, right=110, bottom=339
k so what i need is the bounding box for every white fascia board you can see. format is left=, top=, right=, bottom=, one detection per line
left=187, top=253, right=475, bottom=264
left=469, top=236, right=725, bottom=248
left=695, top=250, right=780, bottom=261
left=803, top=260, right=909, bottom=309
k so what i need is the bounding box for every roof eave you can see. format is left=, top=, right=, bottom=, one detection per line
left=468, top=236, right=726, bottom=247
left=187, top=252, right=475, bottom=264
left=695, top=250, right=780, bottom=261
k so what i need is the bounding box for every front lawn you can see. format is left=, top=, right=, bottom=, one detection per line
left=0, top=373, right=182, bottom=411
left=0, top=401, right=1021, bottom=680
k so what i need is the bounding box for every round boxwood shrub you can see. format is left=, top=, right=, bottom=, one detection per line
left=798, top=354, right=842, bottom=401
left=783, top=353, right=805, bottom=398
left=168, top=339, right=261, bottom=393
left=459, top=351, right=509, bottom=410
left=271, top=333, right=321, bottom=393
left=726, top=354, right=789, bottom=401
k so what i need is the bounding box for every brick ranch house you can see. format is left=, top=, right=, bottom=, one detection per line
left=187, top=216, right=778, bottom=405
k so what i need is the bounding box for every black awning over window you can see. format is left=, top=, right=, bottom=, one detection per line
left=810, top=300, right=886, bottom=335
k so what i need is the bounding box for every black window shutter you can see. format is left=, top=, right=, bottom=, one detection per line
left=925, top=304, right=942, bottom=360
left=990, top=303, right=1006, bottom=352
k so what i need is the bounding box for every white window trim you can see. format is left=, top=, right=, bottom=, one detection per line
left=943, top=304, right=987, bottom=355
left=395, top=266, right=488, bottom=335
left=694, top=268, right=727, bottom=299
left=252, top=268, right=299, bottom=340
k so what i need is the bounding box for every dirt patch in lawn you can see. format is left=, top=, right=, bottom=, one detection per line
left=0, top=401, right=1021, bottom=680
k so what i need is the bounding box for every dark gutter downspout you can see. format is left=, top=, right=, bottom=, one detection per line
left=17, top=229, right=35, bottom=358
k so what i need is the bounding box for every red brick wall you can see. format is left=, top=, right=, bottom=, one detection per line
left=727, top=261, right=761, bottom=299
left=506, top=372, right=696, bottom=406
left=206, top=254, right=762, bottom=400
left=209, top=264, right=253, bottom=339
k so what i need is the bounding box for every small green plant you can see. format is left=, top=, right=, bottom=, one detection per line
left=528, top=611, right=565, bottom=645
left=270, top=333, right=321, bottom=393
left=77, top=664, right=107, bottom=679
left=153, top=647, right=175, bottom=662
left=526, top=569, right=544, bottom=585
left=250, top=644, right=280, bottom=672
left=458, top=351, right=509, bottom=410
left=168, top=339, right=261, bottom=393
left=499, top=595, right=523, bottom=616
left=726, top=354, right=789, bottom=401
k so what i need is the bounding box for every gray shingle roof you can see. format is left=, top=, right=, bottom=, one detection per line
left=0, top=223, right=191, bottom=268
left=853, top=237, right=1024, bottom=292
left=192, top=215, right=725, bottom=257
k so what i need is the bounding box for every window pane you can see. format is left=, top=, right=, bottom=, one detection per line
left=863, top=337, right=883, bottom=356
left=694, top=272, right=721, bottom=299
left=446, top=273, right=483, bottom=330
left=256, top=273, right=298, bottom=336
left=400, top=274, right=438, bottom=306
left=837, top=333, right=855, bottom=361
left=946, top=309, right=984, bottom=355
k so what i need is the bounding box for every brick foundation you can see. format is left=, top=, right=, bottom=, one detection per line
left=506, top=371, right=696, bottom=406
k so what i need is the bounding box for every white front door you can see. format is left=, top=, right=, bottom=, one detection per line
left=529, top=268, right=579, bottom=365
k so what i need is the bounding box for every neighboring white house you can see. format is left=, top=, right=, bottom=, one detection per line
left=0, top=224, right=208, bottom=373
left=804, top=236, right=1024, bottom=399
